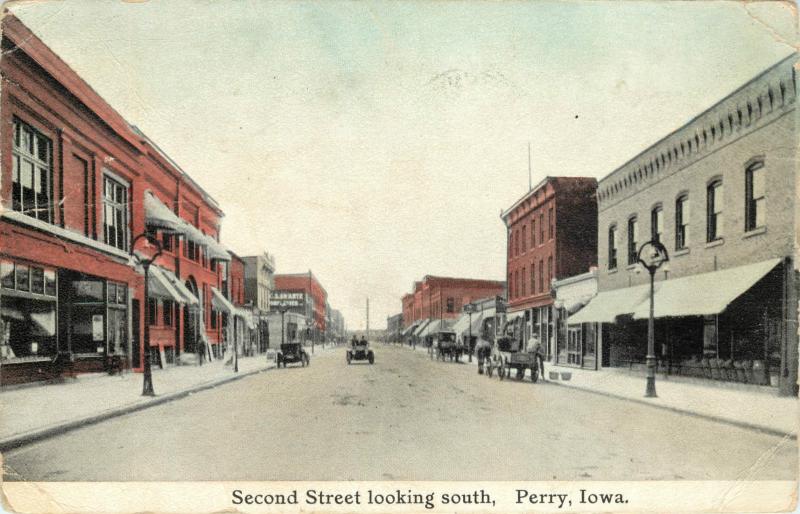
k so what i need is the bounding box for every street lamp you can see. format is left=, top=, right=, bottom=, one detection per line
left=637, top=239, right=669, bottom=398
left=278, top=306, right=288, bottom=348
left=464, top=304, right=475, bottom=362
left=130, top=231, right=172, bottom=397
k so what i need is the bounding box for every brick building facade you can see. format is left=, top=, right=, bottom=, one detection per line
left=571, top=55, right=798, bottom=395
left=501, top=176, right=598, bottom=360
left=271, top=272, right=328, bottom=339
left=401, top=276, right=506, bottom=327
left=0, top=15, right=233, bottom=384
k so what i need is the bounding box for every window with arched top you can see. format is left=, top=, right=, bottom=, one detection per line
left=627, top=216, right=639, bottom=265
left=706, top=179, right=723, bottom=242
left=675, top=194, right=690, bottom=250
left=651, top=205, right=664, bottom=243
left=745, top=159, right=765, bottom=232
left=608, top=224, right=618, bottom=270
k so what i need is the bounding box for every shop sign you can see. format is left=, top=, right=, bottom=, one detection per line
left=271, top=290, right=306, bottom=309
left=92, top=314, right=104, bottom=341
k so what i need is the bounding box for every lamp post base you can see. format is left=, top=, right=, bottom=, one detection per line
left=645, top=355, right=657, bottom=398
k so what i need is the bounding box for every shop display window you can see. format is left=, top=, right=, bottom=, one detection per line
left=1, top=296, right=57, bottom=361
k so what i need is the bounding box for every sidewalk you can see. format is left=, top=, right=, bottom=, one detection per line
left=400, top=342, right=798, bottom=438
left=0, top=353, right=277, bottom=451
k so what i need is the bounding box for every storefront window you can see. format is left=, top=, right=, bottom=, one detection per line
left=1, top=260, right=14, bottom=289
left=1, top=296, right=57, bottom=360
left=71, top=279, right=104, bottom=303
left=16, top=264, right=30, bottom=292
left=30, top=267, right=44, bottom=295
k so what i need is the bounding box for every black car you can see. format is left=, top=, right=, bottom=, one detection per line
left=277, top=342, right=310, bottom=368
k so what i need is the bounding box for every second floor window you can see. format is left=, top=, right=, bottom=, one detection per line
left=676, top=195, right=690, bottom=250
left=530, top=263, right=535, bottom=293
left=538, top=259, right=544, bottom=293
left=521, top=267, right=526, bottom=296
left=745, top=161, right=765, bottom=231
left=103, top=175, right=129, bottom=251
left=608, top=225, right=618, bottom=270
left=627, top=217, right=638, bottom=265
left=531, top=220, right=536, bottom=247
left=651, top=206, right=663, bottom=243
left=12, top=118, right=53, bottom=223
left=548, top=207, right=554, bottom=240
left=446, top=297, right=454, bottom=313
left=539, top=213, right=544, bottom=244
left=707, top=180, right=723, bottom=241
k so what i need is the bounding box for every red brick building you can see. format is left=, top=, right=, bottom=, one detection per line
left=0, top=15, right=231, bottom=384
left=401, top=276, right=506, bottom=326
left=501, top=176, right=597, bottom=360
left=271, top=272, right=328, bottom=338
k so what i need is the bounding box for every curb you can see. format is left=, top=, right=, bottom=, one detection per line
left=0, top=364, right=274, bottom=453
left=545, top=378, right=797, bottom=440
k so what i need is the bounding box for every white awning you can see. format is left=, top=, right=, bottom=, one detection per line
left=148, top=265, right=185, bottom=303
left=211, top=287, right=236, bottom=315
left=159, top=268, right=199, bottom=306
left=236, top=308, right=256, bottom=329
left=568, top=283, right=651, bottom=324
left=413, top=319, right=431, bottom=336
left=631, top=258, right=781, bottom=320
left=203, top=234, right=231, bottom=262
left=144, top=191, right=181, bottom=233
left=451, top=314, right=470, bottom=335
left=419, top=319, right=452, bottom=338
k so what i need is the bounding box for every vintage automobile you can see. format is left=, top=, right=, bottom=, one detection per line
left=430, top=330, right=461, bottom=362
left=277, top=342, right=310, bottom=368
left=347, top=339, right=375, bottom=364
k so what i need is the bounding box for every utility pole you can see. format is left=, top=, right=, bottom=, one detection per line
left=528, top=141, right=532, bottom=192
left=366, top=297, right=370, bottom=342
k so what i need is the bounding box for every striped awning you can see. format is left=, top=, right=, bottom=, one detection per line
left=144, top=191, right=182, bottom=233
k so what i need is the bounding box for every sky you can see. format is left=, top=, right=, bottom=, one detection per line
left=8, top=1, right=796, bottom=330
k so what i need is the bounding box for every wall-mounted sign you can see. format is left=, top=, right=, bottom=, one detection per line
left=270, top=290, right=306, bottom=309
left=92, top=314, right=104, bottom=341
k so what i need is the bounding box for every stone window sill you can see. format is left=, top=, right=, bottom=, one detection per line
left=673, top=248, right=690, bottom=257
left=743, top=226, right=767, bottom=239
left=705, top=238, right=724, bottom=249
left=607, top=267, right=618, bottom=274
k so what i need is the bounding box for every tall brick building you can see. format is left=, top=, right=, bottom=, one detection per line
left=271, top=272, right=327, bottom=339
left=501, top=176, right=598, bottom=360
left=401, top=276, right=506, bottom=327
left=0, top=15, right=235, bottom=384
left=571, top=55, right=798, bottom=395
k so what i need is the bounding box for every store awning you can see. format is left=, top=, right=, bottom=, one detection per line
left=203, top=234, right=231, bottom=262
left=402, top=321, right=420, bottom=337
left=451, top=314, right=470, bottom=335
left=159, top=268, right=199, bottom=306
left=144, top=191, right=181, bottom=233
left=568, top=284, right=651, bottom=324
left=413, top=319, right=431, bottom=336
left=556, top=294, right=596, bottom=315
left=237, top=308, right=256, bottom=329
left=631, top=258, right=781, bottom=320
left=419, top=319, right=452, bottom=338
left=469, top=309, right=488, bottom=335
left=211, top=287, right=236, bottom=314
left=148, top=265, right=185, bottom=303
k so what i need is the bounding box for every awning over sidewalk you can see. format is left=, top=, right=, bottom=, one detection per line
left=211, top=287, right=236, bottom=314
left=419, top=319, right=453, bottom=338
left=148, top=265, right=185, bottom=303
left=570, top=258, right=782, bottom=324
left=144, top=191, right=182, bottom=233
left=159, top=268, right=199, bottom=306
left=568, top=284, right=651, bottom=324
left=631, top=258, right=781, bottom=320
left=451, top=314, right=470, bottom=335
left=203, top=234, right=232, bottom=262
left=506, top=311, right=524, bottom=322
left=413, top=319, right=431, bottom=337
left=401, top=321, right=420, bottom=337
